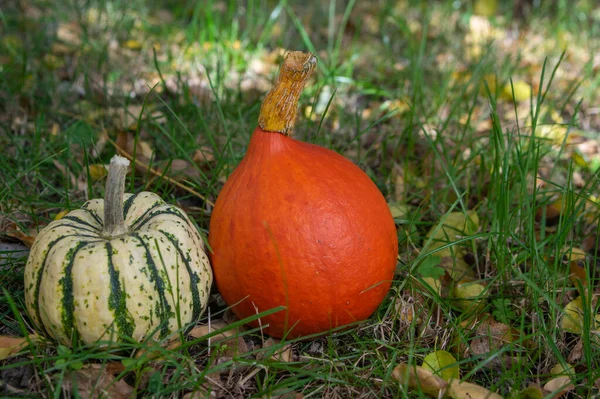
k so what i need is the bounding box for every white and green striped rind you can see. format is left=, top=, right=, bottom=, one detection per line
left=24, top=192, right=212, bottom=346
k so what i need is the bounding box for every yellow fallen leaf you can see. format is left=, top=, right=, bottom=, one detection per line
left=425, top=211, right=480, bottom=252
left=452, top=281, right=487, bottom=314
left=473, top=0, right=498, bottom=16
left=501, top=81, right=532, bottom=102
left=392, top=363, right=447, bottom=397
left=122, top=39, right=143, bottom=50
left=388, top=202, right=410, bottom=219
left=88, top=164, right=108, bottom=182
left=550, top=363, right=574, bottom=376
left=535, top=125, right=568, bottom=145
left=560, top=296, right=600, bottom=335
left=447, top=379, right=502, bottom=399
left=54, top=210, right=70, bottom=220
left=421, top=350, right=459, bottom=381
left=516, top=386, right=544, bottom=399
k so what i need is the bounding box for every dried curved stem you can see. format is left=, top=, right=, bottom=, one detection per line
left=258, top=51, right=318, bottom=136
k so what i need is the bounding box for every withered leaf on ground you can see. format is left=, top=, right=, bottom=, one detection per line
left=66, top=365, right=134, bottom=399
left=447, top=379, right=503, bottom=399
left=455, top=313, right=520, bottom=362
left=392, top=363, right=448, bottom=397
left=0, top=335, right=37, bottom=360
left=421, top=350, right=459, bottom=381
left=543, top=376, right=573, bottom=398
left=258, top=338, right=293, bottom=362
left=188, top=319, right=249, bottom=357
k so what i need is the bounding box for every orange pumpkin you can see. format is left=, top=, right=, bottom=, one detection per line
left=208, top=51, right=398, bottom=338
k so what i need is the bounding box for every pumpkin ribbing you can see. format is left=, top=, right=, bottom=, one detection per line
left=24, top=155, right=212, bottom=346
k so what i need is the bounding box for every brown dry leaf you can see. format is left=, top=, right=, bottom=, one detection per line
left=193, top=147, right=216, bottom=165
left=259, top=338, right=293, bottom=362
left=66, top=364, right=134, bottom=399
left=0, top=335, right=36, bottom=360
left=157, top=159, right=201, bottom=183
left=567, top=339, right=583, bottom=363
left=543, top=376, right=573, bottom=398
left=53, top=160, right=88, bottom=193
left=56, top=22, right=82, bottom=46
left=116, top=131, right=154, bottom=173
left=456, top=314, right=519, bottom=360
left=447, top=379, right=502, bottom=399
left=188, top=319, right=248, bottom=357
left=3, top=221, right=37, bottom=248
left=391, top=363, right=448, bottom=397
left=535, top=200, right=562, bottom=225
left=183, top=389, right=217, bottom=399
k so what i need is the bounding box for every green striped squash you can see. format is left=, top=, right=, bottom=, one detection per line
left=24, top=156, right=213, bottom=346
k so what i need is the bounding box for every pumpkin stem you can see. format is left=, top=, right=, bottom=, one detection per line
left=103, top=155, right=130, bottom=239
left=258, top=51, right=318, bottom=136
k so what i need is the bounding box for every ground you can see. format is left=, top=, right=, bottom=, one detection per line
left=1, top=0, right=600, bottom=398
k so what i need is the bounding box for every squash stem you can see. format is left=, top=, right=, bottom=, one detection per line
left=258, top=51, right=317, bottom=136
left=103, top=155, right=130, bottom=239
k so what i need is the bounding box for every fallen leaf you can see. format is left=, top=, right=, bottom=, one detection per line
left=56, top=22, right=82, bottom=46
left=0, top=335, right=36, bottom=360
left=421, top=350, right=459, bottom=381
left=388, top=202, right=410, bottom=219
left=66, top=364, right=134, bottom=399
left=501, top=81, right=532, bottom=102
left=183, top=389, right=217, bottom=399
left=516, top=386, right=544, bottom=399
left=474, top=0, right=498, bottom=16
left=122, top=40, right=143, bottom=50
left=88, top=164, right=108, bottom=182
left=54, top=210, right=70, bottom=221
left=567, top=339, right=583, bottom=363
left=116, top=131, right=154, bottom=173
left=188, top=319, right=249, bottom=357
left=425, top=211, right=479, bottom=253
left=560, top=296, right=600, bottom=335
left=451, top=281, right=487, bottom=314
left=53, top=160, right=87, bottom=193
left=157, top=159, right=201, bottom=183
left=447, top=379, right=502, bottom=399
left=455, top=314, right=520, bottom=362
left=439, top=256, right=476, bottom=281
left=3, top=221, right=38, bottom=248
left=543, top=376, right=573, bottom=398
left=392, top=363, right=448, bottom=397
left=259, top=338, right=293, bottom=362
left=193, top=146, right=216, bottom=165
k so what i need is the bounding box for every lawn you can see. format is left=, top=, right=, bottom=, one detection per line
left=1, top=0, right=600, bottom=397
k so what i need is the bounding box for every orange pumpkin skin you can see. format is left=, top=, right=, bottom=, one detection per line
left=208, top=127, right=398, bottom=338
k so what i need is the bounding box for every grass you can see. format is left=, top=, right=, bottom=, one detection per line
left=1, top=0, right=600, bottom=397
